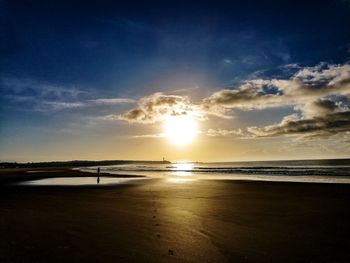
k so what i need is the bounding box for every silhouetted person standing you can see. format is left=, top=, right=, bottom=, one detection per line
left=97, top=167, right=100, bottom=184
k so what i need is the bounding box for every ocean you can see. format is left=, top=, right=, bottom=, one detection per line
left=78, top=159, right=350, bottom=184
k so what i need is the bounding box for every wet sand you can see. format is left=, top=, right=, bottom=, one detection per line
left=1, top=169, right=350, bottom=262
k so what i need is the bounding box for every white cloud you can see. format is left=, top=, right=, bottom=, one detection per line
left=91, top=98, right=135, bottom=105
left=207, top=128, right=243, bottom=137
left=132, top=133, right=165, bottom=138
left=118, top=62, right=350, bottom=139
left=118, top=92, right=203, bottom=124
left=37, top=102, right=86, bottom=111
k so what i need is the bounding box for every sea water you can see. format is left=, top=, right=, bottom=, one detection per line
left=78, top=159, right=350, bottom=184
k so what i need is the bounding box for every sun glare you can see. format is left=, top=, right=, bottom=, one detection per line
left=171, top=162, right=194, bottom=176
left=164, top=114, right=198, bottom=145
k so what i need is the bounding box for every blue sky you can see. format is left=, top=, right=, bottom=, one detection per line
left=1, top=0, right=350, bottom=161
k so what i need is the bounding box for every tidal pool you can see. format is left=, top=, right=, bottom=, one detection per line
left=18, top=177, right=147, bottom=186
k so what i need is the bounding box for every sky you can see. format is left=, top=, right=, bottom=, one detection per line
left=0, top=0, right=350, bottom=162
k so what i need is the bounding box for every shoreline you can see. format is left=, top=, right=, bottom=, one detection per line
left=0, top=167, right=146, bottom=186
left=2, top=167, right=350, bottom=186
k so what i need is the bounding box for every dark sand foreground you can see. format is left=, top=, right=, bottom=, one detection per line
left=1, top=169, right=350, bottom=262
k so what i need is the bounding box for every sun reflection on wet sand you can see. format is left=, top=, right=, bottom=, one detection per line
left=167, top=178, right=195, bottom=183
left=147, top=179, right=228, bottom=262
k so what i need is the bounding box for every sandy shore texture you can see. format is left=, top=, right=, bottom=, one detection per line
left=1, top=168, right=350, bottom=262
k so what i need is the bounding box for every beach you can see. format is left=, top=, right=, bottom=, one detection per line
left=1, top=169, right=350, bottom=262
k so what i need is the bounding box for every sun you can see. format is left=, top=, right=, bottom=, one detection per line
left=164, top=114, right=198, bottom=145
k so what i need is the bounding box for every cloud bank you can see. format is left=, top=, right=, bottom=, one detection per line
left=118, top=63, right=350, bottom=139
